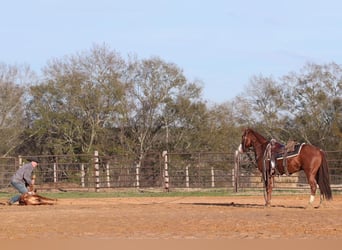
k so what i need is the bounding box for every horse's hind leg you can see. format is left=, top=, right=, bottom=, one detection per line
left=307, top=176, right=318, bottom=208
left=318, top=193, right=332, bottom=208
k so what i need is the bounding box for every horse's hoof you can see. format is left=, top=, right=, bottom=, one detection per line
left=305, top=203, right=314, bottom=209
left=318, top=201, right=333, bottom=209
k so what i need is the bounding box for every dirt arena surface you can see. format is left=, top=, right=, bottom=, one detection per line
left=1, top=194, right=341, bottom=240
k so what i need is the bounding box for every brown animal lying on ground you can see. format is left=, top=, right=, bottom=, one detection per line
left=19, top=184, right=56, bottom=205
left=18, top=175, right=57, bottom=205
left=19, top=193, right=57, bottom=205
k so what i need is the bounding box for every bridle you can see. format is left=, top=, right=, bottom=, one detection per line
left=241, top=132, right=250, bottom=153
left=240, top=131, right=258, bottom=168
left=241, top=134, right=246, bottom=152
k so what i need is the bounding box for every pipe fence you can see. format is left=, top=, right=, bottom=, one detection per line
left=0, top=150, right=341, bottom=193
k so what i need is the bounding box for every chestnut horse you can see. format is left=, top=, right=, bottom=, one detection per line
left=238, top=128, right=332, bottom=207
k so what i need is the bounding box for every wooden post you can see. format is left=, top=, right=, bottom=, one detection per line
left=162, top=151, right=169, bottom=192
left=53, top=163, right=57, bottom=183
left=185, top=165, right=189, bottom=188
left=18, top=155, right=22, bottom=168
left=211, top=166, right=215, bottom=188
left=94, top=151, right=100, bottom=192
left=81, top=163, right=85, bottom=188
left=232, top=168, right=235, bottom=189
left=135, top=162, right=140, bottom=189
left=106, top=163, right=110, bottom=188
left=234, top=150, right=240, bottom=192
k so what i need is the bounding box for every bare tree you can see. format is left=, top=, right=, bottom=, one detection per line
left=118, top=56, right=202, bottom=162
left=237, top=74, right=288, bottom=140
left=233, top=62, right=342, bottom=150
left=0, top=63, right=35, bottom=156
left=27, top=44, right=127, bottom=155
left=282, top=62, right=342, bottom=148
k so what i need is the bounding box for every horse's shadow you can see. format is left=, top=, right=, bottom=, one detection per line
left=182, top=202, right=306, bottom=209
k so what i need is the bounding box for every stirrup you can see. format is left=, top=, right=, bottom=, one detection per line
left=271, top=168, right=276, bottom=175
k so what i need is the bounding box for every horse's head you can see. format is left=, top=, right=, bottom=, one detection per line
left=238, top=128, right=254, bottom=153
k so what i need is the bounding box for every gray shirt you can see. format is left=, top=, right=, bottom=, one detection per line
left=11, top=162, right=34, bottom=185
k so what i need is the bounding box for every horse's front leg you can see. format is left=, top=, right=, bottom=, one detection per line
left=265, top=177, right=273, bottom=207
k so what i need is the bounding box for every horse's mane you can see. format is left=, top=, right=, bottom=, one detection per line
left=245, top=128, right=268, bottom=144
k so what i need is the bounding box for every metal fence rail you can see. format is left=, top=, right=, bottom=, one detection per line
left=0, top=150, right=341, bottom=193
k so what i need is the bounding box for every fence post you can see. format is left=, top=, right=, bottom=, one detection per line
left=162, top=151, right=169, bottom=192
left=234, top=150, right=240, bottom=192
left=211, top=166, right=215, bottom=188
left=94, top=150, right=100, bottom=192
left=81, top=163, right=85, bottom=188
left=53, top=163, right=57, bottom=183
left=106, top=163, right=110, bottom=188
left=18, top=155, right=22, bottom=168
left=185, top=165, right=189, bottom=188
left=136, top=162, right=140, bottom=189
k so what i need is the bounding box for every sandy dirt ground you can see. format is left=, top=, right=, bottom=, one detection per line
left=0, top=194, right=341, bottom=240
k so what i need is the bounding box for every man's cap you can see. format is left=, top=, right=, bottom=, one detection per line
left=27, top=157, right=40, bottom=163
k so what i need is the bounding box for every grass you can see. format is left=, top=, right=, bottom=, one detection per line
left=1, top=187, right=340, bottom=200
left=0, top=188, right=253, bottom=199
left=40, top=188, right=240, bottom=199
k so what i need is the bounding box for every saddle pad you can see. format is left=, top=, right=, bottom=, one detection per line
left=276, top=143, right=304, bottom=160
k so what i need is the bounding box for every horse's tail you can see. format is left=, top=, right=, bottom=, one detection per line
left=317, top=150, right=333, bottom=200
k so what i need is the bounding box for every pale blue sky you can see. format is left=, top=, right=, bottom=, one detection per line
left=1, top=0, right=341, bottom=103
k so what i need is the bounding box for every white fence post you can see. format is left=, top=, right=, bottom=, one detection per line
left=162, top=151, right=169, bottom=192
left=81, top=163, right=85, bottom=188
left=234, top=150, right=240, bottom=192
left=18, top=155, right=22, bottom=168
left=94, top=150, right=100, bottom=192
left=211, top=166, right=215, bottom=188
left=185, top=165, right=189, bottom=188
left=136, top=162, right=140, bottom=189
left=106, top=163, right=110, bottom=188
left=53, top=163, right=57, bottom=183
